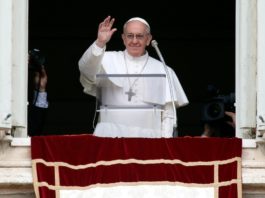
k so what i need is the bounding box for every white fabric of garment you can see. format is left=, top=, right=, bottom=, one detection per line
left=59, top=184, right=214, bottom=198
left=78, top=42, right=188, bottom=137
left=33, top=91, right=48, bottom=108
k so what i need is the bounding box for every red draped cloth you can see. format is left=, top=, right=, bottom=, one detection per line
left=31, top=135, right=242, bottom=198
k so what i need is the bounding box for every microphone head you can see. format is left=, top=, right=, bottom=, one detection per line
left=151, top=40, right=158, bottom=47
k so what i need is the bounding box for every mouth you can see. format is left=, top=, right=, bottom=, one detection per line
left=128, top=45, right=140, bottom=50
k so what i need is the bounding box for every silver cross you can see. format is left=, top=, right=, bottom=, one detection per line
left=125, top=88, right=136, bottom=101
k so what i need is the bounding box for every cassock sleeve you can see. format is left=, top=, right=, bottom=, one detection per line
left=161, top=102, right=175, bottom=137
left=78, top=41, right=106, bottom=96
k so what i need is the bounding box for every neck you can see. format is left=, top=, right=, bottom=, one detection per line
left=124, top=50, right=148, bottom=60
left=123, top=51, right=149, bottom=72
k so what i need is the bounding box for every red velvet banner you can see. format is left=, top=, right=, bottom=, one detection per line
left=31, top=135, right=242, bottom=198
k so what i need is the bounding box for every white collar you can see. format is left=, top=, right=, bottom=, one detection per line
left=124, top=50, right=149, bottom=62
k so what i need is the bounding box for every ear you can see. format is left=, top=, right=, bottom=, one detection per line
left=146, top=34, right=152, bottom=46
left=121, top=34, right=126, bottom=45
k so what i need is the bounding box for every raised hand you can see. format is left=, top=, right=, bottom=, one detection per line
left=225, top=111, right=236, bottom=128
left=96, top=16, right=117, bottom=48
left=34, top=66, right=47, bottom=92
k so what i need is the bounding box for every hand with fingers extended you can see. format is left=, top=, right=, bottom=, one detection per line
left=96, top=16, right=117, bottom=48
left=34, top=66, right=48, bottom=92
left=225, top=111, right=236, bottom=128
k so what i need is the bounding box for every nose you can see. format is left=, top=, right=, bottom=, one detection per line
left=132, top=36, right=139, bottom=42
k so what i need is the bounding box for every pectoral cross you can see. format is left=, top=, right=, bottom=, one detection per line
left=125, top=88, right=136, bottom=101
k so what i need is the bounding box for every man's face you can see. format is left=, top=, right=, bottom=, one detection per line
left=122, top=21, right=152, bottom=57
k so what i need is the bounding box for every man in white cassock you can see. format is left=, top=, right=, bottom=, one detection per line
left=78, top=16, right=189, bottom=138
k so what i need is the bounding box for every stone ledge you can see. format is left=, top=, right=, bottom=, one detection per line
left=0, top=183, right=34, bottom=198
left=0, top=168, right=32, bottom=184
left=242, top=161, right=265, bottom=168
left=242, top=168, right=265, bottom=184
left=0, top=161, right=31, bottom=167
left=11, top=137, right=30, bottom=147
left=242, top=184, right=265, bottom=198
left=0, top=135, right=12, bottom=156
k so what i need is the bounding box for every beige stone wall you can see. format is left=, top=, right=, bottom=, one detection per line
left=0, top=135, right=34, bottom=197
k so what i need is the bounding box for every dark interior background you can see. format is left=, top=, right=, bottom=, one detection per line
left=28, top=0, right=235, bottom=136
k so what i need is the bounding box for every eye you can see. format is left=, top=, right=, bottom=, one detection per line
left=125, top=34, right=146, bottom=40
left=126, top=34, right=134, bottom=39
left=136, top=34, right=145, bottom=40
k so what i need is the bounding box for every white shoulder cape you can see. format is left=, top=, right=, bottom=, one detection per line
left=80, top=51, right=189, bottom=107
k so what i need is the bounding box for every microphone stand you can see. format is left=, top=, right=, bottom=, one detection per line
left=151, top=40, right=178, bottom=137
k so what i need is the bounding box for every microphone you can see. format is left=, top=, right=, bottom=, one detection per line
left=151, top=40, right=178, bottom=137
left=151, top=40, right=165, bottom=63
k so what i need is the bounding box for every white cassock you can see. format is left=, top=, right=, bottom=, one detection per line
left=78, top=42, right=189, bottom=138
